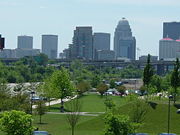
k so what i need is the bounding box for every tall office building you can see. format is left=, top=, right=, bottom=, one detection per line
left=114, top=18, right=136, bottom=60
left=163, top=22, right=180, bottom=40
left=71, top=27, right=93, bottom=60
left=42, top=35, right=58, bottom=59
left=93, top=33, right=110, bottom=51
left=0, top=35, right=5, bottom=50
left=18, top=36, right=33, bottom=49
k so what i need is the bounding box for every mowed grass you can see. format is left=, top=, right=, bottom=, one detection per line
left=1, top=94, right=180, bottom=135
left=49, top=94, right=126, bottom=112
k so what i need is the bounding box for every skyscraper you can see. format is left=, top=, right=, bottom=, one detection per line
left=0, top=35, right=5, bottom=50
left=71, top=27, right=93, bottom=60
left=42, top=35, right=58, bottom=59
left=93, top=33, right=110, bottom=51
left=17, top=36, right=33, bottom=49
left=114, top=18, right=136, bottom=60
left=163, top=22, right=180, bottom=40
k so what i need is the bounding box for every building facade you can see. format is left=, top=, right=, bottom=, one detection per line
left=18, top=36, right=33, bottom=49
left=96, top=50, right=115, bottom=60
left=0, top=35, right=5, bottom=50
left=163, top=22, right=180, bottom=40
left=71, top=27, right=93, bottom=60
left=42, top=35, right=58, bottom=59
left=114, top=18, right=136, bottom=60
left=159, top=38, right=180, bottom=60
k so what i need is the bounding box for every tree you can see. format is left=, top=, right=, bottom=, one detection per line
left=97, top=83, right=109, bottom=96
left=104, top=98, right=116, bottom=110
left=35, top=100, right=47, bottom=124
left=116, top=85, right=126, bottom=95
left=91, top=75, right=101, bottom=88
left=76, top=81, right=91, bottom=96
left=130, top=99, right=149, bottom=124
left=104, top=113, right=135, bottom=135
left=171, top=58, right=180, bottom=104
left=0, top=110, right=33, bottom=135
left=150, top=75, right=162, bottom=93
left=110, top=79, right=116, bottom=88
left=143, top=54, right=154, bottom=97
left=49, top=67, right=74, bottom=112
left=66, top=99, right=82, bottom=135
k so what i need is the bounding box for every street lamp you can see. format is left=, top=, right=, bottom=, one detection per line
left=167, top=95, right=173, bottom=134
left=30, top=91, right=35, bottom=114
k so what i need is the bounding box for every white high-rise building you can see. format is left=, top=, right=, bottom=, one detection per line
left=42, top=35, right=58, bottom=59
left=114, top=18, right=136, bottom=60
left=159, top=38, right=180, bottom=60
left=18, top=36, right=33, bottom=49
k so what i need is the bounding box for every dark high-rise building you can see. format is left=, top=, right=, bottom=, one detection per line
left=114, top=18, right=136, bottom=60
left=71, top=27, right=93, bottom=60
left=42, top=35, right=58, bottom=59
left=0, top=35, right=5, bottom=50
left=163, top=22, right=180, bottom=40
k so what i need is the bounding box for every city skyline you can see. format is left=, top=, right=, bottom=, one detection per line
left=0, top=0, right=180, bottom=57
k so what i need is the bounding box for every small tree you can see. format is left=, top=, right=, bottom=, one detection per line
left=104, top=113, right=135, bottom=135
left=110, top=79, right=116, bottom=88
left=0, top=110, right=33, bottom=135
left=171, top=58, right=180, bottom=104
left=117, top=85, right=126, bottom=95
left=76, top=81, right=91, bottom=96
left=66, top=99, right=82, bottom=135
left=97, top=83, right=109, bottom=96
left=104, top=98, right=116, bottom=110
left=35, top=100, right=47, bottom=124
left=130, top=99, right=149, bottom=124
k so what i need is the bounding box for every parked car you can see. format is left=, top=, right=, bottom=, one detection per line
left=158, top=133, right=176, bottom=135
left=33, top=131, right=50, bottom=135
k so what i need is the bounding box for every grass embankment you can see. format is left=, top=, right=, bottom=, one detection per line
left=1, top=94, right=180, bottom=135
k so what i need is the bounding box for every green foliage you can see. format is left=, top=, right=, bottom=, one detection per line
left=143, top=54, right=154, bottom=86
left=0, top=110, right=33, bottom=135
left=35, top=100, right=47, bottom=124
left=104, top=98, right=116, bottom=110
left=97, top=83, right=109, bottom=96
left=104, top=113, right=135, bottom=135
left=116, top=85, right=126, bottom=94
left=76, top=81, right=91, bottom=96
left=48, top=67, right=75, bottom=112
left=150, top=75, right=162, bottom=93
left=110, top=79, right=116, bottom=88
left=91, top=75, right=101, bottom=88
left=130, top=99, right=149, bottom=124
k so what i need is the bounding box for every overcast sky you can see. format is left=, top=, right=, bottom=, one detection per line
left=0, top=0, right=180, bottom=57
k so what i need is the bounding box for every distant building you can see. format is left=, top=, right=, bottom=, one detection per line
left=42, top=35, right=58, bottom=59
left=71, top=27, right=93, bottom=60
left=0, top=35, right=5, bottom=50
left=15, top=48, right=40, bottom=58
left=93, top=33, right=110, bottom=59
left=59, top=48, right=70, bottom=59
left=114, top=18, right=136, bottom=60
left=159, top=38, right=180, bottom=60
left=0, top=49, right=15, bottom=58
left=163, top=22, right=180, bottom=40
left=139, top=55, right=158, bottom=62
left=96, top=50, right=115, bottom=60
left=18, top=36, right=33, bottom=49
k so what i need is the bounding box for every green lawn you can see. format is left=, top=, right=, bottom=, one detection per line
left=1, top=94, right=180, bottom=135
left=49, top=94, right=126, bottom=112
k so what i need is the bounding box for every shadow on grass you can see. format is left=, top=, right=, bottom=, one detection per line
left=174, top=103, right=180, bottom=109
left=148, top=101, right=158, bottom=109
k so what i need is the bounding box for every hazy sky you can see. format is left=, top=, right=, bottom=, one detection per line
left=0, top=0, right=180, bottom=57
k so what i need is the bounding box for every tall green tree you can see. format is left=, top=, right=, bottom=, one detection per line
left=35, top=100, right=47, bottom=124
left=143, top=54, right=154, bottom=96
left=49, top=67, right=74, bottom=112
left=171, top=58, right=180, bottom=104
left=97, top=83, right=108, bottom=96
left=0, top=110, right=33, bottom=135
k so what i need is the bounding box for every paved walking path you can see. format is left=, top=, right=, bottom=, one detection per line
left=32, top=96, right=77, bottom=109
left=47, top=112, right=105, bottom=116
